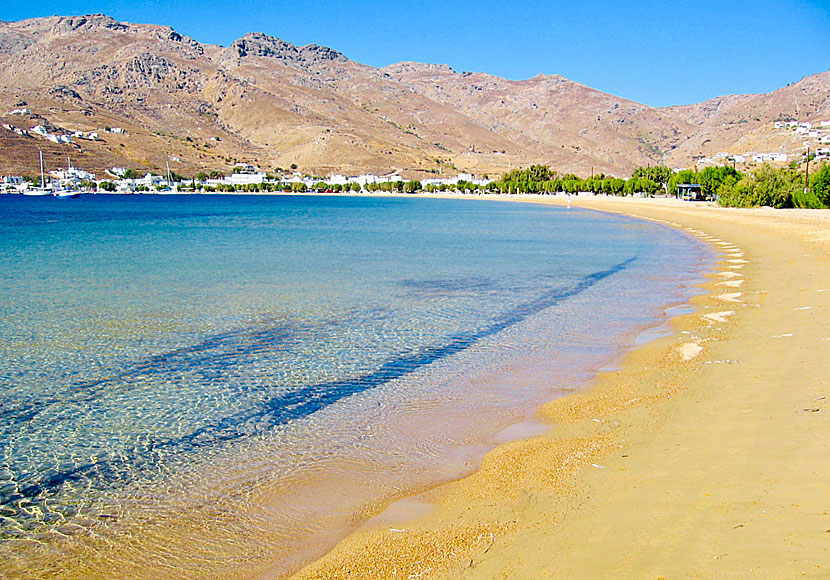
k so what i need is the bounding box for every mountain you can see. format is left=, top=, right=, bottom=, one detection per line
left=1, top=14, right=828, bottom=178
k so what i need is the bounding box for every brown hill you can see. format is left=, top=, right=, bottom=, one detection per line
left=1, top=14, right=828, bottom=178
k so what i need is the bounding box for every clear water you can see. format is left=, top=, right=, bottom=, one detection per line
left=0, top=194, right=710, bottom=578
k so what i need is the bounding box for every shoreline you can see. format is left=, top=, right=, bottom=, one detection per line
left=0, top=193, right=706, bottom=580
left=286, top=197, right=830, bottom=579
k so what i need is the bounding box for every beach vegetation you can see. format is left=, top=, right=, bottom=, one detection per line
left=491, top=165, right=663, bottom=196
left=698, top=166, right=741, bottom=199
left=794, top=162, right=830, bottom=209
left=404, top=180, right=422, bottom=193
left=632, top=165, right=673, bottom=188
left=667, top=169, right=697, bottom=195
left=717, top=164, right=799, bottom=208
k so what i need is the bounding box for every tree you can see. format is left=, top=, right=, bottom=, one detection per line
left=98, top=181, right=116, bottom=192
left=527, top=164, right=554, bottom=182
left=698, top=166, right=741, bottom=199
left=404, top=180, right=421, bottom=193
left=632, top=165, right=673, bottom=187
left=794, top=162, right=830, bottom=209
left=668, top=169, right=697, bottom=196
left=717, top=164, right=798, bottom=208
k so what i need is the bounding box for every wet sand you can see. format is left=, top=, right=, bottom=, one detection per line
left=286, top=197, right=830, bottom=579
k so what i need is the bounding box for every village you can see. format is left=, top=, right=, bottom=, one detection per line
left=0, top=158, right=493, bottom=194
left=694, top=119, right=830, bottom=167
left=2, top=105, right=829, bottom=195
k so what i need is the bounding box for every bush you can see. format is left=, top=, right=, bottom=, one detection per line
left=717, top=164, right=799, bottom=208
left=793, top=163, right=830, bottom=209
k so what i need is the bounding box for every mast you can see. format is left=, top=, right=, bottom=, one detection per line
left=39, top=150, right=45, bottom=188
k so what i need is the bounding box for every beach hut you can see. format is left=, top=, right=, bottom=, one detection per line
left=676, top=183, right=706, bottom=201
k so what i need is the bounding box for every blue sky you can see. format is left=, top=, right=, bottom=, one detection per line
left=5, top=0, right=829, bottom=107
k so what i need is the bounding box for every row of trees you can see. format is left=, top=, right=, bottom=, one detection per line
left=492, top=162, right=830, bottom=208
left=493, top=165, right=664, bottom=196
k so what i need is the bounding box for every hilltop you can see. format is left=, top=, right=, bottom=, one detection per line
left=1, top=14, right=828, bottom=177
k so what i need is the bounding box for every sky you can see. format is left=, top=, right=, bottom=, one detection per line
left=4, top=0, right=829, bottom=107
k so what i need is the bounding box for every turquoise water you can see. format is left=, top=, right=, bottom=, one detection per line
left=0, top=194, right=710, bottom=577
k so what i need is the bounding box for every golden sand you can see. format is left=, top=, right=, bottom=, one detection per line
left=286, top=197, right=830, bottom=580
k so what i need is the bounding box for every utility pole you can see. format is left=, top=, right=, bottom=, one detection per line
left=805, top=146, right=810, bottom=195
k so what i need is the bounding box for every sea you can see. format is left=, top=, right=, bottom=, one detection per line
left=0, top=194, right=711, bottom=579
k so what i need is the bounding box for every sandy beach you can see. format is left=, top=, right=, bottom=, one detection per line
left=286, top=196, right=829, bottom=579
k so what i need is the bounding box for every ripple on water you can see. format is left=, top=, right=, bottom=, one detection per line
left=0, top=195, right=712, bottom=577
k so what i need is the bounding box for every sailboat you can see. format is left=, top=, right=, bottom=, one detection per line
left=22, top=151, right=52, bottom=196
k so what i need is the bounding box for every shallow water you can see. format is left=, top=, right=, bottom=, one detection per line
left=0, top=194, right=711, bottom=578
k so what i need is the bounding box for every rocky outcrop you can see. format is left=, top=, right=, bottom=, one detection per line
left=220, top=32, right=347, bottom=69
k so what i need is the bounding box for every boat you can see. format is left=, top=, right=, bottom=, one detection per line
left=22, top=188, right=52, bottom=196
left=53, top=189, right=81, bottom=199
left=52, top=157, right=83, bottom=198
left=22, top=151, right=53, bottom=196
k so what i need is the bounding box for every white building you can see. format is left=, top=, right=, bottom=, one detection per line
left=50, top=163, right=95, bottom=182
left=206, top=171, right=268, bottom=187
left=327, top=174, right=349, bottom=185
left=115, top=173, right=167, bottom=191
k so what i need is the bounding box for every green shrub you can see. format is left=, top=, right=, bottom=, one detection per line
left=793, top=163, right=830, bottom=209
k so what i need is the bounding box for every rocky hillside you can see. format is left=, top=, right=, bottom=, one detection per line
left=1, top=14, right=828, bottom=178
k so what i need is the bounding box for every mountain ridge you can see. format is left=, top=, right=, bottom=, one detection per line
left=1, top=14, right=828, bottom=178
